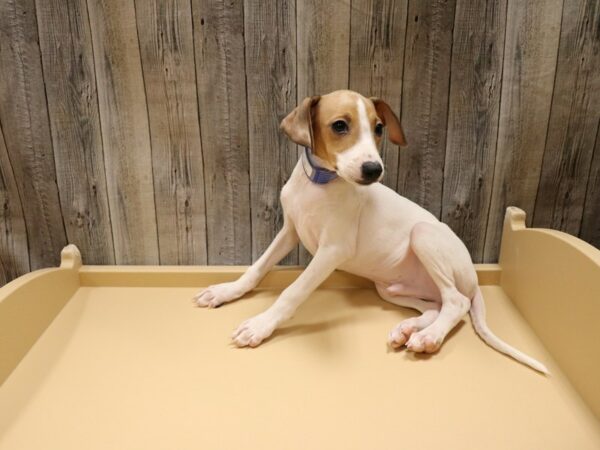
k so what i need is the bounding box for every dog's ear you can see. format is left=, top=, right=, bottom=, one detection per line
left=370, top=98, right=407, bottom=146
left=280, top=96, right=321, bottom=147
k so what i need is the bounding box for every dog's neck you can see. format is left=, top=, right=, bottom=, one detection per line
left=301, top=147, right=338, bottom=184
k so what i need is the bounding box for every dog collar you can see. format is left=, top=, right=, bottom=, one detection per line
left=301, top=147, right=338, bottom=184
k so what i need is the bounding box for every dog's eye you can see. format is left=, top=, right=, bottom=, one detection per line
left=331, top=120, right=349, bottom=134
left=375, top=123, right=384, bottom=137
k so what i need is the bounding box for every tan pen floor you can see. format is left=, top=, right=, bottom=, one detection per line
left=1, top=284, right=599, bottom=450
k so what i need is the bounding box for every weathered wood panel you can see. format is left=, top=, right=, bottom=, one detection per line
left=1, top=0, right=600, bottom=282
left=533, top=0, right=600, bottom=235
left=297, top=0, right=351, bottom=264
left=244, top=0, right=298, bottom=265
left=87, top=0, right=159, bottom=264
left=580, top=128, right=600, bottom=248
left=0, top=0, right=67, bottom=271
left=297, top=0, right=351, bottom=98
left=397, top=0, right=455, bottom=217
left=35, top=0, right=115, bottom=265
left=483, top=0, right=562, bottom=262
left=135, top=0, right=208, bottom=265
left=192, top=0, right=251, bottom=264
left=442, top=0, right=507, bottom=262
left=0, top=122, right=29, bottom=285
left=349, top=0, right=407, bottom=190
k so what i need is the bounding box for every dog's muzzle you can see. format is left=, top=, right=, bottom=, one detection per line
left=360, top=161, right=383, bottom=184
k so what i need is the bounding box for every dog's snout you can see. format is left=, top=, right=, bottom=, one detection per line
left=361, top=161, right=383, bottom=183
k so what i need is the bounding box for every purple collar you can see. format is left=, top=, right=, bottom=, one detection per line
left=301, top=147, right=338, bottom=184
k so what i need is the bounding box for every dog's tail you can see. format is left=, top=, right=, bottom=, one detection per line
left=469, top=287, right=549, bottom=375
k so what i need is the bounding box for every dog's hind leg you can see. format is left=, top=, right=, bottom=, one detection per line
left=404, top=221, right=476, bottom=353
left=375, top=284, right=441, bottom=348
left=389, top=308, right=441, bottom=349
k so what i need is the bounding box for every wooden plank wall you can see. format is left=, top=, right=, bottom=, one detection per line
left=0, top=0, right=599, bottom=283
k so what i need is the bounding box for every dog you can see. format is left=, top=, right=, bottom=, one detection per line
left=193, top=90, right=548, bottom=374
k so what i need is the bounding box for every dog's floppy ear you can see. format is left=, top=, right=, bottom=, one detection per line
left=370, top=98, right=407, bottom=146
left=280, top=96, right=321, bottom=147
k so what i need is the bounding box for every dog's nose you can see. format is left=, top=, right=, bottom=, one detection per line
left=361, top=161, right=383, bottom=183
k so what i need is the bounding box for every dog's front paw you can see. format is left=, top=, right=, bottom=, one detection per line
left=405, top=330, right=443, bottom=354
left=193, top=282, right=244, bottom=308
left=232, top=313, right=277, bottom=348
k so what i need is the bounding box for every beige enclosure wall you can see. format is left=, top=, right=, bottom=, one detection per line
left=0, top=0, right=599, bottom=283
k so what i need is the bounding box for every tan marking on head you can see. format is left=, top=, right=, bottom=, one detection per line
left=370, top=97, right=407, bottom=146
left=332, top=96, right=385, bottom=184
left=311, top=90, right=380, bottom=167
left=311, top=91, right=359, bottom=166
left=280, top=90, right=404, bottom=179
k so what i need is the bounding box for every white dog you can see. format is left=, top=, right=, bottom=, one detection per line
left=193, top=90, right=547, bottom=374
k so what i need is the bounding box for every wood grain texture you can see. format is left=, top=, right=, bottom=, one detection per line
left=580, top=126, right=600, bottom=248
left=0, top=0, right=67, bottom=271
left=244, top=0, right=298, bottom=265
left=297, top=0, right=351, bottom=264
left=0, top=122, right=29, bottom=285
left=192, top=0, right=251, bottom=264
left=87, top=0, right=159, bottom=264
left=397, top=0, right=455, bottom=218
left=35, top=0, right=115, bottom=265
left=533, top=0, right=600, bottom=235
left=349, top=0, right=407, bottom=190
left=297, top=0, right=351, bottom=97
left=136, top=0, right=208, bottom=265
left=483, top=0, right=562, bottom=262
left=1, top=0, right=600, bottom=280
left=442, top=0, right=507, bottom=262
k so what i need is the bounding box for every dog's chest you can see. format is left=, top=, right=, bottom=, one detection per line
left=281, top=165, right=359, bottom=255
left=281, top=183, right=331, bottom=255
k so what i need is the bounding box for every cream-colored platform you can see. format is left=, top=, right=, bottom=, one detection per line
left=1, top=208, right=599, bottom=449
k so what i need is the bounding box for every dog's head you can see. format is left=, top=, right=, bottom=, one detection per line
left=280, top=90, right=406, bottom=185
